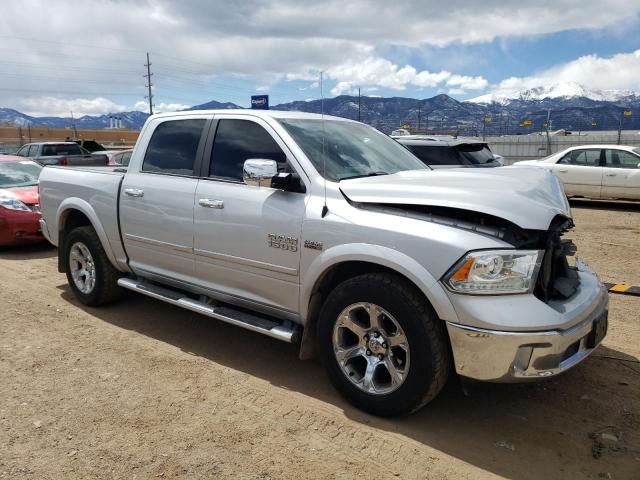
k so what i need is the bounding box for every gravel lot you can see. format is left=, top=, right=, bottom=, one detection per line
left=1, top=201, right=639, bottom=479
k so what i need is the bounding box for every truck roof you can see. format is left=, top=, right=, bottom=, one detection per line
left=150, top=109, right=354, bottom=122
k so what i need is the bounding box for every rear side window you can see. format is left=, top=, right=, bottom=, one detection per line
left=41, top=144, right=83, bottom=156
left=209, top=119, right=287, bottom=181
left=457, top=144, right=496, bottom=165
left=27, top=145, right=39, bottom=157
left=405, top=145, right=461, bottom=166
left=142, top=119, right=205, bottom=175
left=605, top=149, right=640, bottom=169
left=558, top=149, right=601, bottom=166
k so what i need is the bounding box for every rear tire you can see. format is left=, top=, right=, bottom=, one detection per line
left=63, top=226, right=122, bottom=306
left=318, top=273, right=450, bottom=417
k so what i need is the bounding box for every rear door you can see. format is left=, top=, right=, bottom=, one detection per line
left=551, top=148, right=603, bottom=198
left=119, top=116, right=210, bottom=284
left=602, top=148, right=640, bottom=200
left=193, top=115, right=307, bottom=314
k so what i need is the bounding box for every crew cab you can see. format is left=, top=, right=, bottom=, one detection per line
left=38, top=110, right=609, bottom=416
left=15, top=142, right=108, bottom=166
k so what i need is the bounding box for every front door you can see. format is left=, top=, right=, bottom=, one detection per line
left=602, top=148, right=640, bottom=200
left=120, top=117, right=209, bottom=284
left=551, top=148, right=603, bottom=198
left=193, top=116, right=307, bottom=314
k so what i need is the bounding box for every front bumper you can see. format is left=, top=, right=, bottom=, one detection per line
left=0, top=210, right=44, bottom=246
left=445, top=261, right=609, bottom=382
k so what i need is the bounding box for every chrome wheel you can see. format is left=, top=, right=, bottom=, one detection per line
left=332, top=302, right=410, bottom=395
left=69, top=242, right=96, bottom=294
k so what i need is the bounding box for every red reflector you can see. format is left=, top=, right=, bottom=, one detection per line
left=58, top=157, right=68, bottom=166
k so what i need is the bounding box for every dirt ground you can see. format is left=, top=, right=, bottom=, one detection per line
left=1, top=201, right=639, bottom=480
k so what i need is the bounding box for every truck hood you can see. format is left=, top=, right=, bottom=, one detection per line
left=339, top=167, right=570, bottom=230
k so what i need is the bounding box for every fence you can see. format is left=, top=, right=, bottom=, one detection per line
left=482, top=131, right=640, bottom=164
left=0, top=126, right=139, bottom=153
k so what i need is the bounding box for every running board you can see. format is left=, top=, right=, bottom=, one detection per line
left=117, top=277, right=298, bottom=343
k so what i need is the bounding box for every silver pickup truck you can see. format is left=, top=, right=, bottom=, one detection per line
left=39, top=110, right=608, bottom=416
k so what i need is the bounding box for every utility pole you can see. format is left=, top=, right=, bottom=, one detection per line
left=357, top=88, right=361, bottom=122
left=70, top=111, right=78, bottom=138
left=417, top=105, right=421, bottom=132
left=144, top=52, right=154, bottom=116
left=545, top=109, right=552, bottom=155
left=617, top=110, right=624, bottom=145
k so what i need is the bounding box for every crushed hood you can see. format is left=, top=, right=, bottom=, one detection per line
left=339, top=167, right=570, bottom=230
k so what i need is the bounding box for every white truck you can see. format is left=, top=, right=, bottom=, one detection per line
left=38, top=110, right=609, bottom=416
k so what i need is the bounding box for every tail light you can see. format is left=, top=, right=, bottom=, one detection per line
left=58, top=157, right=68, bottom=166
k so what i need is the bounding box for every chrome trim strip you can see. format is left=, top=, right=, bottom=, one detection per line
left=124, top=233, right=192, bottom=253
left=194, top=248, right=298, bottom=276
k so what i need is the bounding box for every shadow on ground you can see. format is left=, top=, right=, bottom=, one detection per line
left=0, top=242, right=56, bottom=260
left=570, top=198, right=640, bottom=213
left=57, top=285, right=640, bottom=480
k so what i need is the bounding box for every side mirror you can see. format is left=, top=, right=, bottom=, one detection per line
left=243, top=159, right=278, bottom=187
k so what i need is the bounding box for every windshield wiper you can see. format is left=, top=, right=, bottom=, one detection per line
left=339, top=171, right=389, bottom=181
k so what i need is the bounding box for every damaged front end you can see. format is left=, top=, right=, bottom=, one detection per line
left=351, top=201, right=579, bottom=303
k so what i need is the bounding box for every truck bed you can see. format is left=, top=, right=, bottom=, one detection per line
left=38, top=165, right=128, bottom=270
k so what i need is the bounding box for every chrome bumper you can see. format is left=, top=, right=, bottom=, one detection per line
left=445, top=266, right=609, bottom=382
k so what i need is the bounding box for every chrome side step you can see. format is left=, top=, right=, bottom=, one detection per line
left=117, top=277, right=299, bottom=343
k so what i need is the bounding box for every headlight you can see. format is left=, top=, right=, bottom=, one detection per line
left=444, top=249, right=543, bottom=295
left=0, top=197, right=31, bottom=212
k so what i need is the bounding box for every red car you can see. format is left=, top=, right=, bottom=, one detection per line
left=0, top=155, right=45, bottom=246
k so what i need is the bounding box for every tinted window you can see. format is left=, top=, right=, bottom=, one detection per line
left=558, top=149, right=601, bottom=166
left=605, top=149, right=640, bottom=169
left=405, top=145, right=461, bottom=165
left=210, top=119, right=287, bottom=181
left=40, top=144, right=83, bottom=156
left=142, top=119, right=205, bottom=175
left=457, top=144, right=497, bottom=165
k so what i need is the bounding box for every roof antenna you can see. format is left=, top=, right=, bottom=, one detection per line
left=321, top=71, right=329, bottom=218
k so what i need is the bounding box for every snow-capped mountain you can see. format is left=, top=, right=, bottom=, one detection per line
left=469, top=82, right=638, bottom=105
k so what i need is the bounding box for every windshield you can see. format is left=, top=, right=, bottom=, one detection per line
left=277, top=119, right=427, bottom=181
left=457, top=144, right=498, bottom=165
left=0, top=161, right=42, bottom=188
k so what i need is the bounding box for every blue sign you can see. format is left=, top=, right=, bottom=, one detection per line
left=251, top=95, right=269, bottom=110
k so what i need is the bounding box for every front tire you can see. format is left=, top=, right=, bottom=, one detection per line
left=63, top=226, right=122, bottom=306
left=318, top=273, right=450, bottom=417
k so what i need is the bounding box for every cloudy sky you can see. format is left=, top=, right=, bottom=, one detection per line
left=1, top=0, right=640, bottom=116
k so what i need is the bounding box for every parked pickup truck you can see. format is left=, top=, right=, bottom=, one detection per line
left=15, top=142, right=108, bottom=166
left=39, top=110, right=609, bottom=416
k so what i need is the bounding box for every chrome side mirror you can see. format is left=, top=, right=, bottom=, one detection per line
left=243, top=159, right=277, bottom=187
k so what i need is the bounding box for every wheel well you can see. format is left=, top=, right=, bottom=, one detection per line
left=58, top=209, right=92, bottom=272
left=299, top=261, right=426, bottom=360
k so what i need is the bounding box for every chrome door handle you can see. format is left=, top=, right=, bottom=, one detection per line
left=199, top=199, right=224, bottom=209
left=124, top=188, right=144, bottom=197
left=557, top=169, right=568, bottom=173
left=605, top=173, right=617, bottom=177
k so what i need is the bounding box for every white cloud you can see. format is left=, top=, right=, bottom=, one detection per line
left=482, top=49, right=640, bottom=98
left=18, top=97, right=127, bottom=117
left=326, top=56, right=487, bottom=95
left=134, top=101, right=190, bottom=113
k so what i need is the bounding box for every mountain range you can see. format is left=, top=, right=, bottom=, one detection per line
left=1, top=83, right=639, bottom=135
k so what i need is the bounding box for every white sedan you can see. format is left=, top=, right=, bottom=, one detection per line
left=514, top=145, right=640, bottom=200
